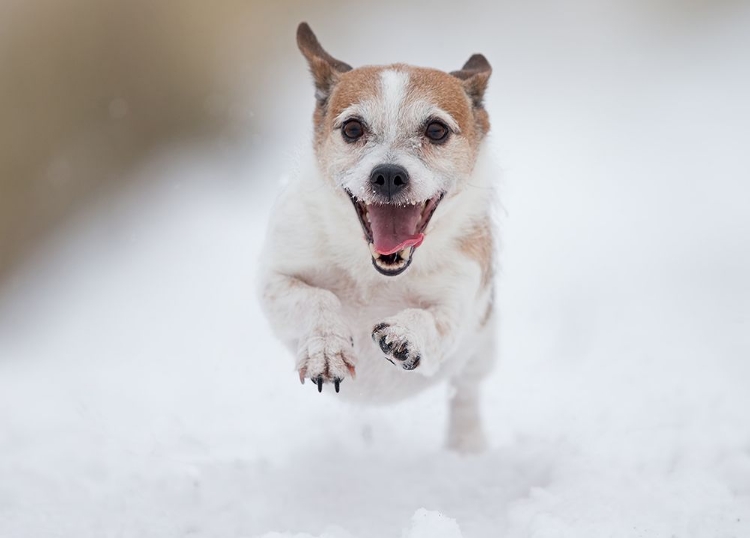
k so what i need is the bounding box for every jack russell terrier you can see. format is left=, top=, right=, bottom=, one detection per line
left=259, top=23, right=497, bottom=452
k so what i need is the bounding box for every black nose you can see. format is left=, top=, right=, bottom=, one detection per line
left=369, top=164, right=409, bottom=199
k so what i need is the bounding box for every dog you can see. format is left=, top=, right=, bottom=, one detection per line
left=258, top=22, right=497, bottom=452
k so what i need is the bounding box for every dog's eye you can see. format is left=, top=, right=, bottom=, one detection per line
left=342, top=120, right=364, bottom=142
left=425, top=121, right=450, bottom=143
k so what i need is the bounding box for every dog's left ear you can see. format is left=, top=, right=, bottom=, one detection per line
left=451, top=54, right=492, bottom=108
left=297, top=22, right=353, bottom=104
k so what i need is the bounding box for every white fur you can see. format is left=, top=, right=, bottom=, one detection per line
left=379, top=69, right=409, bottom=144
left=258, top=81, right=498, bottom=451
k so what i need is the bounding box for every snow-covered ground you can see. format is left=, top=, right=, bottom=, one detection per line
left=2, top=3, right=750, bottom=537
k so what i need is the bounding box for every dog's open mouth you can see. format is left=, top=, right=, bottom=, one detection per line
left=346, top=191, right=444, bottom=276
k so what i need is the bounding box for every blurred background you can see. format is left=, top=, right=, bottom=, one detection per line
left=1, top=1, right=749, bottom=537
left=1, top=0, right=281, bottom=280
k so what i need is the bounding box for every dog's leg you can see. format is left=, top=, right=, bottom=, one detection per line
left=371, top=303, right=495, bottom=452
left=446, top=320, right=496, bottom=453
left=260, top=272, right=355, bottom=391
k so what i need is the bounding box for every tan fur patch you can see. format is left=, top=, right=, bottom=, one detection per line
left=435, top=316, right=452, bottom=338
left=459, top=219, right=494, bottom=290
left=329, top=67, right=386, bottom=117
left=404, top=67, right=479, bottom=143
left=311, top=66, right=383, bottom=147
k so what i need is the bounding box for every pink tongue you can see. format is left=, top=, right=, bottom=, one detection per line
left=367, top=204, right=424, bottom=255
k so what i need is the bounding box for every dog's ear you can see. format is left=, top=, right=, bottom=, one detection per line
left=297, top=22, right=352, bottom=104
left=450, top=54, right=492, bottom=108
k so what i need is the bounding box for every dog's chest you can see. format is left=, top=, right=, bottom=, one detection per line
left=310, top=266, right=426, bottom=320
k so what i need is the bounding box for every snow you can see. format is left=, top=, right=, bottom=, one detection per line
left=2, top=2, right=750, bottom=537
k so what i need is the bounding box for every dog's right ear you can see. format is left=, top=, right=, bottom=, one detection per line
left=297, top=22, right=352, bottom=104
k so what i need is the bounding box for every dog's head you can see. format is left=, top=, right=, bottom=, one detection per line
left=297, top=23, right=491, bottom=276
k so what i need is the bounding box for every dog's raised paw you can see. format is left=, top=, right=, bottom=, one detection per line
left=371, top=322, right=422, bottom=371
left=297, top=330, right=356, bottom=393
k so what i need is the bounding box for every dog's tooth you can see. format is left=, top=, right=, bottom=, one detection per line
left=399, top=248, right=409, bottom=259
left=368, top=243, right=378, bottom=257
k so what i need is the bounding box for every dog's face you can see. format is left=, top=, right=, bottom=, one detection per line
left=297, top=23, right=491, bottom=276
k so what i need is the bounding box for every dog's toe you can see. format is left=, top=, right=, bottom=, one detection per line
left=391, top=344, right=410, bottom=361
left=372, top=322, right=390, bottom=338
left=297, top=330, right=356, bottom=392
left=402, top=354, right=421, bottom=370
left=372, top=321, right=422, bottom=371
left=378, top=335, right=390, bottom=354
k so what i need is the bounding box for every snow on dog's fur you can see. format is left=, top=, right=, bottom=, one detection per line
left=259, top=23, right=497, bottom=452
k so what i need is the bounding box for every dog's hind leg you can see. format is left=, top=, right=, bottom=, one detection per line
left=446, top=313, right=496, bottom=453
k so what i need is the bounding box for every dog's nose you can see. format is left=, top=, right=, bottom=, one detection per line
left=369, top=164, right=409, bottom=199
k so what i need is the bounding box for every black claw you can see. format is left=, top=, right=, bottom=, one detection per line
left=317, top=377, right=323, bottom=392
left=334, top=378, right=341, bottom=393
left=385, top=357, right=396, bottom=365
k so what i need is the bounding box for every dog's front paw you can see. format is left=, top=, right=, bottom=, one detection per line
left=297, top=327, right=356, bottom=393
left=371, top=322, right=422, bottom=371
